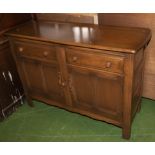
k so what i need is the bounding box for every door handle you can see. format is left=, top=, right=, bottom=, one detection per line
left=58, top=72, right=62, bottom=85
left=18, top=47, right=24, bottom=52
left=58, top=72, right=66, bottom=87
left=61, top=82, right=66, bottom=87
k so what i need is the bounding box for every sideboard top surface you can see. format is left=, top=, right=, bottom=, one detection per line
left=5, top=21, right=151, bottom=53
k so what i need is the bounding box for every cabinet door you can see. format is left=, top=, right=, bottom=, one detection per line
left=42, top=63, right=67, bottom=104
left=20, top=59, right=45, bottom=94
left=19, top=58, right=66, bottom=105
left=68, top=66, right=123, bottom=121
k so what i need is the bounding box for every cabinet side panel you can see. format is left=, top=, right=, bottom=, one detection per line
left=132, top=48, right=145, bottom=117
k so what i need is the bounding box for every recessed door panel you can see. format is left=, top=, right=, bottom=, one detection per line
left=68, top=66, right=123, bottom=120
left=43, top=63, right=66, bottom=104
left=21, top=59, right=45, bottom=94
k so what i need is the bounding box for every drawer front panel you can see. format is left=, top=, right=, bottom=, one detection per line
left=66, top=48, right=124, bottom=74
left=14, top=40, right=57, bottom=62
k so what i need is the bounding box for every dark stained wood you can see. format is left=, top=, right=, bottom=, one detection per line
left=5, top=21, right=151, bottom=139
left=56, top=47, right=73, bottom=107
left=14, top=39, right=57, bottom=63
left=0, top=37, right=24, bottom=119
left=35, top=13, right=96, bottom=24
left=67, top=65, right=123, bottom=123
left=98, top=13, right=155, bottom=100
left=0, top=13, right=31, bottom=119
left=5, top=21, right=151, bottom=54
left=66, top=47, right=124, bottom=74
left=0, top=13, right=31, bottom=34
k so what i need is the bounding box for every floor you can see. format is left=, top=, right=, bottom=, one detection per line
left=0, top=98, right=155, bottom=142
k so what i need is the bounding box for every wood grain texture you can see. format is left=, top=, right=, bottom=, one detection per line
left=5, top=21, right=151, bottom=54
left=66, top=47, right=124, bottom=74
left=34, top=13, right=96, bottom=24
left=98, top=13, right=155, bottom=100
left=6, top=21, right=151, bottom=139
left=0, top=13, right=31, bottom=34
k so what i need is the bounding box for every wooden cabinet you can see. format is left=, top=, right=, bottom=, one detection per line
left=6, top=21, right=151, bottom=139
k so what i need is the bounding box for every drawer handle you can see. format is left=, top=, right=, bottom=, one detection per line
left=19, top=47, right=24, bottom=52
left=61, top=82, right=66, bottom=87
left=105, top=62, right=112, bottom=68
left=72, top=56, right=78, bottom=62
left=43, top=51, right=49, bottom=57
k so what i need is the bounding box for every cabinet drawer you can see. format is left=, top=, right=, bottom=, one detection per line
left=14, top=40, right=57, bottom=62
left=66, top=48, right=124, bottom=74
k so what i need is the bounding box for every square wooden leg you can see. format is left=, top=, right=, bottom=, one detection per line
left=26, top=96, right=34, bottom=107
left=137, top=102, right=141, bottom=113
left=122, top=126, right=131, bottom=139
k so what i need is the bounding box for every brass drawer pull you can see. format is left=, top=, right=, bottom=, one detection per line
left=43, top=51, right=49, bottom=57
left=19, top=47, right=24, bottom=52
left=105, top=62, right=112, bottom=68
left=61, top=82, right=66, bottom=87
left=72, top=56, right=78, bottom=62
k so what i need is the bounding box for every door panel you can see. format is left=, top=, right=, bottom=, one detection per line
left=19, top=58, right=66, bottom=105
left=94, top=75, right=123, bottom=114
left=43, top=63, right=66, bottom=104
left=21, top=59, right=45, bottom=94
left=69, top=68, right=94, bottom=108
left=68, top=65, right=123, bottom=120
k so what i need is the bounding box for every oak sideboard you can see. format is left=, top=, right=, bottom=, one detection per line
left=5, top=21, right=151, bottom=139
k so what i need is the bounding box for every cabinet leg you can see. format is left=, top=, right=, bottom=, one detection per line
left=122, top=126, right=131, bottom=139
left=26, top=96, right=34, bottom=107
left=137, top=102, right=141, bottom=113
